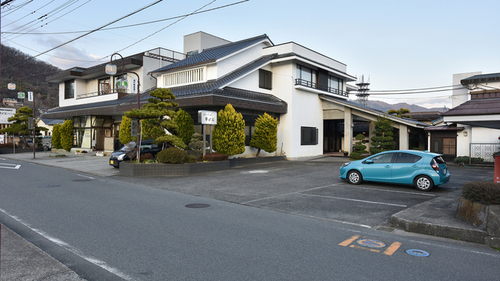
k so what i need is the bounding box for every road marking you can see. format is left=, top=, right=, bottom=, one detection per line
left=304, top=193, right=407, bottom=207
left=0, top=163, right=21, bottom=169
left=0, top=207, right=132, bottom=280
left=76, top=174, right=94, bottom=179
left=339, top=235, right=360, bottom=246
left=340, top=236, right=402, bottom=256
left=383, top=242, right=402, bottom=256
left=241, top=184, right=338, bottom=205
left=349, top=185, right=436, bottom=197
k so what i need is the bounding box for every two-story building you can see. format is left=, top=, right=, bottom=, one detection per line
left=44, top=31, right=429, bottom=158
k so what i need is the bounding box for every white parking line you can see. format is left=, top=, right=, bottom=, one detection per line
left=349, top=185, right=436, bottom=197
left=303, top=193, right=407, bottom=207
left=241, top=184, right=338, bottom=205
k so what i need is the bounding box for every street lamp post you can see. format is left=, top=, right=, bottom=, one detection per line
left=105, top=53, right=142, bottom=162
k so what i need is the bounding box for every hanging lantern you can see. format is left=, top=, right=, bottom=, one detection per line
left=105, top=63, right=117, bottom=75
left=8, top=82, right=16, bottom=90
left=17, top=92, right=25, bottom=99
left=116, top=77, right=128, bottom=91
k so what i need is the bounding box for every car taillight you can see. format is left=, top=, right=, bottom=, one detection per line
left=431, top=160, right=440, bottom=173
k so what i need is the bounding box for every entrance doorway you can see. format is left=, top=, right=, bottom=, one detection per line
left=323, top=120, right=343, bottom=153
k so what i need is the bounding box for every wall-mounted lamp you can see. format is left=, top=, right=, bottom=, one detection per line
left=463, top=131, right=468, bottom=137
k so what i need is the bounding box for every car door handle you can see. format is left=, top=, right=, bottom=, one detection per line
left=412, top=165, right=418, bottom=168
left=385, top=165, right=391, bottom=168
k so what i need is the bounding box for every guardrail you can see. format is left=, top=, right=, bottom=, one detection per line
left=295, top=79, right=348, bottom=97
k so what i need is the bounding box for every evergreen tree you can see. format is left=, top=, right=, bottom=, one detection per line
left=174, top=108, right=195, bottom=145
left=213, top=104, right=246, bottom=156
left=52, top=123, right=62, bottom=149
left=388, top=108, right=410, bottom=118
left=350, top=134, right=369, bottom=160
left=119, top=116, right=134, bottom=145
left=0, top=106, right=47, bottom=147
left=60, top=119, right=73, bottom=151
left=370, top=116, right=394, bottom=154
left=250, top=113, right=278, bottom=157
left=125, top=88, right=186, bottom=149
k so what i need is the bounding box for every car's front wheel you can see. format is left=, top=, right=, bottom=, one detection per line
left=414, top=175, right=434, bottom=191
left=347, top=170, right=362, bottom=185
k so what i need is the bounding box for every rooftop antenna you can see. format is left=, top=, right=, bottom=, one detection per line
left=356, top=75, right=370, bottom=106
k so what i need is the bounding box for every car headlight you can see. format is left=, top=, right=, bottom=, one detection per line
left=341, top=162, right=350, bottom=168
left=117, top=154, right=126, bottom=161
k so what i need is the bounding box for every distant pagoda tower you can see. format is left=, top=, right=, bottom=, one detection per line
left=356, top=75, right=370, bottom=106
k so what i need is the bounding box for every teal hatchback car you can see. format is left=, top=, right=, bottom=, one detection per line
left=340, top=150, right=450, bottom=191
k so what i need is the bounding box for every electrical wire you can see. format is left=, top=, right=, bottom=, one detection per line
left=1, top=0, right=164, bottom=71
left=1, top=0, right=56, bottom=29
left=1, top=0, right=250, bottom=35
left=1, top=0, right=33, bottom=17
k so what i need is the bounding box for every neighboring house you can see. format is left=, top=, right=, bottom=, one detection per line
left=37, top=118, right=65, bottom=137
left=434, top=72, right=500, bottom=162
left=2, top=98, right=21, bottom=107
left=44, top=47, right=185, bottom=151
left=44, top=31, right=429, bottom=158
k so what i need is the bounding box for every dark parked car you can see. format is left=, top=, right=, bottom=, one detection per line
left=340, top=150, right=450, bottom=191
left=109, top=140, right=163, bottom=168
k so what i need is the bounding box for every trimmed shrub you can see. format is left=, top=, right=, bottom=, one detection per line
left=157, top=147, right=187, bottom=164
left=60, top=119, right=73, bottom=151
left=462, top=181, right=500, bottom=205
left=185, top=155, right=197, bottom=163
left=202, top=153, right=228, bottom=162
left=52, top=123, right=62, bottom=149
left=454, top=156, right=484, bottom=165
left=350, top=134, right=369, bottom=160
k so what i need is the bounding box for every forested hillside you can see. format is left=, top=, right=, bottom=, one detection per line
left=1, top=44, right=61, bottom=109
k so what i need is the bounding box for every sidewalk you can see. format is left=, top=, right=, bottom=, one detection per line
left=0, top=152, right=492, bottom=280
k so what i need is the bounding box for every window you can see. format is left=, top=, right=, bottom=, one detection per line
left=163, top=67, right=204, bottom=87
left=259, top=69, right=272, bottom=90
left=98, top=78, right=111, bottom=94
left=368, top=153, right=394, bottom=163
left=64, top=80, right=74, bottom=99
left=328, top=76, right=344, bottom=92
left=301, top=126, right=318, bottom=145
left=296, top=65, right=317, bottom=84
left=395, top=152, right=422, bottom=163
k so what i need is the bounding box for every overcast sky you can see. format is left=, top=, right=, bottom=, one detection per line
left=2, top=0, right=499, bottom=108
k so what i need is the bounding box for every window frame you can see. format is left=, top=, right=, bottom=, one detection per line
left=64, top=79, right=75, bottom=99
left=259, top=69, right=272, bottom=90
left=301, top=126, right=318, bottom=145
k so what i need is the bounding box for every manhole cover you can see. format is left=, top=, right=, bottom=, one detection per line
left=72, top=179, right=91, bottom=182
left=357, top=239, right=386, bottom=248
left=406, top=249, right=430, bottom=257
left=38, top=184, right=61, bottom=188
left=185, top=203, right=211, bottom=209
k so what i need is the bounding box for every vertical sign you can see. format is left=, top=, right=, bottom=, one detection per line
left=131, top=78, right=138, bottom=93
left=28, top=91, right=33, bottom=102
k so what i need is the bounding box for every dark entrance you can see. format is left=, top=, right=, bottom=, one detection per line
left=324, top=120, right=343, bottom=153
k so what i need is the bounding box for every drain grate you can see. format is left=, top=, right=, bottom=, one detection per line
left=72, top=179, right=91, bottom=182
left=185, top=203, right=211, bottom=209
left=38, top=184, right=61, bottom=188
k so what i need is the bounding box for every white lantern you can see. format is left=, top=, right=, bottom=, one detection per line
left=17, top=92, right=25, bottom=99
left=105, top=63, right=117, bottom=75
left=8, top=82, right=16, bottom=90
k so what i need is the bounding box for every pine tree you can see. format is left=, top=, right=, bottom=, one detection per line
left=119, top=116, right=134, bottom=145
left=250, top=113, right=278, bottom=157
left=350, top=134, right=369, bottom=160
left=388, top=108, right=411, bottom=118
left=0, top=106, right=47, bottom=147
left=125, top=88, right=186, bottom=149
left=174, top=108, right=195, bottom=145
left=370, top=116, right=394, bottom=155
left=212, top=104, right=246, bottom=156
left=60, top=119, right=73, bottom=151
left=52, top=123, right=61, bottom=149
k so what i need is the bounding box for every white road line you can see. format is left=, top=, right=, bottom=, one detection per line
left=76, top=174, right=94, bottom=179
left=0, top=208, right=132, bottom=280
left=0, top=163, right=21, bottom=169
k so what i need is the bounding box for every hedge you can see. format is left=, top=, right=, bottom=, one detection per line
left=462, top=181, right=500, bottom=205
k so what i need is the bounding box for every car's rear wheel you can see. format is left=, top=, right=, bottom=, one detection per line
left=414, top=175, right=434, bottom=191
left=347, top=170, right=362, bottom=185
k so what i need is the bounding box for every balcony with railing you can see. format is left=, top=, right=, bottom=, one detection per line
left=295, top=79, right=348, bottom=98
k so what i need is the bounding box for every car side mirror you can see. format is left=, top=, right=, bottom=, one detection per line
left=365, top=159, right=374, bottom=164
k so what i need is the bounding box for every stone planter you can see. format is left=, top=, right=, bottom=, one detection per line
left=456, top=197, right=500, bottom=247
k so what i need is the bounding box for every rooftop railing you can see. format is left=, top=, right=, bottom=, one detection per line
left=295, top=78, right=348, bottom=97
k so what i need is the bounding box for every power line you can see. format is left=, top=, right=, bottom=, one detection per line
left=1, top=0, right=56, bottom=29
left=1, top=0, right=164, bottom=71
left=1, top=0, right=250, bottom=35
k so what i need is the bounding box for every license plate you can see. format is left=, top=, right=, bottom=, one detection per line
left=110, top=160, right=114, bottom=164
left=443, top=168, right=447, bottom=174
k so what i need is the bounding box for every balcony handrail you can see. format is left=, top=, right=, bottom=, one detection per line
left=295, top=78, right=348, bottom=97
left=76, top=88, right=128, bottom=99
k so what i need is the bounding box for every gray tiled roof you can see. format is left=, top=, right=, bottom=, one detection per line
left=441, top=98, right=500, bottom=116
left=150, top=34, right=270, bottom=73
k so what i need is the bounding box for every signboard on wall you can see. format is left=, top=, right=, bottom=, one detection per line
left=198, top=110, right=217, bottom=125
left=0, top=108, right=16, bottom=124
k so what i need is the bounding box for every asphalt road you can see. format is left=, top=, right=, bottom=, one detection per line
left=1, top=158, right=499, bottom=280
